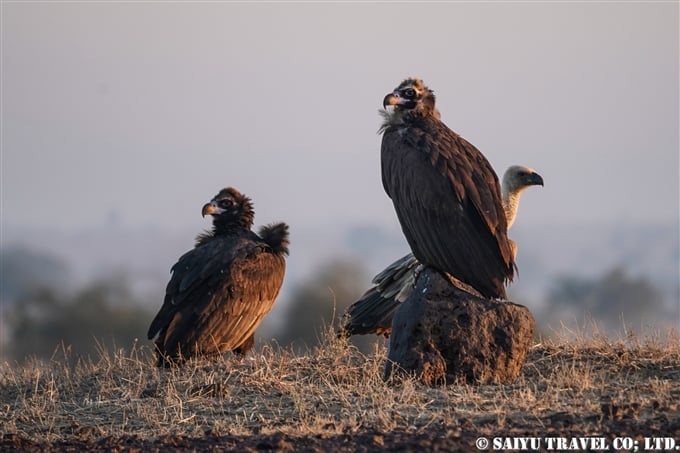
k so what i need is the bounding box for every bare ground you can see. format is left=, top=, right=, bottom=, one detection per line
left=1, top=332, right=679, bottom=452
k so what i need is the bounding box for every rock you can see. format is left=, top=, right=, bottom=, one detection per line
left=384, top=267, right=535, bottom=385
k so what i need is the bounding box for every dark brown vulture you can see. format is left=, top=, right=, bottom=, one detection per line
left=147, top=187, right=289, bottom=367
left=380, top=77, right=515, bottom=299
left=342, top=165, right=543, bottom=338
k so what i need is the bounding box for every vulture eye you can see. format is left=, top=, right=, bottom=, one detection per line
left=219, top=199, right=234, bottom=208
left=403, top=88, right=416, bottom=98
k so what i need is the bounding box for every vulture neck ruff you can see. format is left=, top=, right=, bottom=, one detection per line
left=195, top=210, right=254, bottom=246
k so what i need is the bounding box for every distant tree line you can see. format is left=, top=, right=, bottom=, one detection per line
left=1, top=246, right=672, bottom=363
left=5, top=277, right=151, bottom=364
left=540, top=267, right=670, bottom=336
left=270, top=259, right=385, bottom=354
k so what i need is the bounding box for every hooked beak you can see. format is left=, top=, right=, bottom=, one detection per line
left=201, top=201, right=221, bottom=217
left=530, top=172, right=544, bottom=187
left=383, top=92, right=400, bottom=108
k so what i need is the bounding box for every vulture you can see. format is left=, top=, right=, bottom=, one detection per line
left=147, top=187, right=289, bottom=367
left=342, top=165, right=543, bottom=338
left=380, top=77, right=515, bottom=299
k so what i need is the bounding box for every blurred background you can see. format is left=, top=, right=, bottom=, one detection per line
left=2, top=2, right=678, bottom=363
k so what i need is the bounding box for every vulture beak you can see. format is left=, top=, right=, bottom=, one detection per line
left=202, top=201, right=220, bottom=217
left=529, top=172, right=544, bottom=187
left=383, top=92, right=400, bottom=108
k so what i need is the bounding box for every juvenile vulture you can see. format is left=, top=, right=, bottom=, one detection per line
left=147, top=187, right=289, bottom=367
left=381, top=77, right=515, bottom=299
left=342, top=165, right=543, bottom=338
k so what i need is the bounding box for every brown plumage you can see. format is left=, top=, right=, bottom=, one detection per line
left=147, top=187, right=289, bottom=367
left=342, top=165, right=543, bottom=338
left=380, top=77, right=515, bottom=299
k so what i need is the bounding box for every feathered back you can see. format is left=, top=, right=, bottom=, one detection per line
left=259, top=222, right=290, bottom=256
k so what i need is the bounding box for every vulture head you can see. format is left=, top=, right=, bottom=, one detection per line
left=383, top=78, right=436, bottom=114
left=202, top=187, right=255, bottom=231
left=380, top=78, right=440, bottom=131
left=502, top=165, right=544, bottom=230
left=503, top=165, right=544, bottom=193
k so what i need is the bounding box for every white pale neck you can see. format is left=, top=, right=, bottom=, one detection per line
left=502, top=182, right=527, bottom=230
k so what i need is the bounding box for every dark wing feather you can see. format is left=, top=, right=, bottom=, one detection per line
left=381, top=116, right=514, bottom=299
left=341, top=254, right=419, bottom=337
left=341, top=288, right=396, bottom=337
left=147, top=243, right=225, bottom=340
left=148, top=236, right=285, bottom=364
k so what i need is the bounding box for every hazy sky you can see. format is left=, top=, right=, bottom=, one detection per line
left=2, top=2, right=679, bottom=238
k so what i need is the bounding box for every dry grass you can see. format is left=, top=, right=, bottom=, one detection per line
left=1, top=328, right=679, bottom=445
